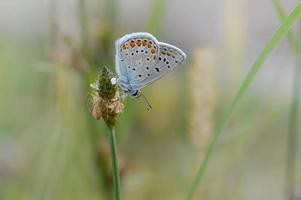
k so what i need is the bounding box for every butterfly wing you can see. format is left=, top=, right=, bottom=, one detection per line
left=115, top=32, right=160, bottom=93
left=130, top=41, right=187, bottom=91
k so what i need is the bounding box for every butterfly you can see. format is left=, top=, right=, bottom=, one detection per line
left=115, top=32, right=186, bottom=107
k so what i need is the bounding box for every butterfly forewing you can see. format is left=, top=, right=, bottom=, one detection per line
left=115, top=33, right=160, bottom=92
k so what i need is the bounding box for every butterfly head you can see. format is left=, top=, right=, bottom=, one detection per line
left=131, top=90, right=141, bottom=98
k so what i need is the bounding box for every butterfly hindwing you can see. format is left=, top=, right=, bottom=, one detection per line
left=130, top=42, right=186, bottom=90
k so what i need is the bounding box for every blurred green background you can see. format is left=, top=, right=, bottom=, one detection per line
left=0, top=0, right=301, bottom=199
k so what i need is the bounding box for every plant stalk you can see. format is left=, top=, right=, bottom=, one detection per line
left=286, top=59, right=301, bottom=200
left=286, top=21, right=301, bottom=200
left=79, top=0, right=90, bottom=61
left=49, top=0, right=58, bottom=47
left=109, top=126, right=121, bottom=200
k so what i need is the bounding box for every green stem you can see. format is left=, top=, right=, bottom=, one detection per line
left=109, top=127, right=121, bottom=200
left=49, top=0, right=58, bottom=48
left=79, top=0, right=90, bottom=61
left=187, top=3, right=301, bottom=200
left=106, top=0, right=117, bottom=28
left=147, top=0, right=167, bottom=36
left=271, top=1, right=301, bottom=199
left=272, top=0, right=301, bottom=54
left=286, top=21, right=301, bottom=199
left=286, top=59, right=301, bottom=200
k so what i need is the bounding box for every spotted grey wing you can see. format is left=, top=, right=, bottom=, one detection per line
left=130, top=42, right=186, bottom=91
left=115, top=32, right=160, bottom=93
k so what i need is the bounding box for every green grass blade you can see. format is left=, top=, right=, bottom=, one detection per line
left=272, top=1, right=301, bottom=199
left=106, top=0, right=117, bottom=27
left=147, top=0, right=167, bottom=36
left=272, top=0, right=300, bottom=54
left=187, top=3, right=301, bottom=200
left=49, top=0, right=58, bottom=48
left=286, top=58, right=301, bottom=200
left=79, top=0, right=91, bottom=60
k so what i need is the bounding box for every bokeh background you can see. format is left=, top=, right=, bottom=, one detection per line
left=0, top=0, right=301, bottom=199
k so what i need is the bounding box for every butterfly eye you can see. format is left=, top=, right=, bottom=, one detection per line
left=138, top=75, right=142, bottom=77
left=159, top=57, right=162, bottom=61
left=131, top=52, right=134, bottom=56
left=167, top=66, right=171, bottom=69
left=146, top=57, right=150, bottom=62
left=147, top=74, right=150, bottom=77
left=155, top=67, right=160, bottom=72
left=146, top=67, right=149, bottom=70
left=133, top=68, right=136, bottom=71
left=166, top=61, right=169, bottom=64
left=136, top=50, right=139, bottom=53
left=163, top=58, right=166, bottom=62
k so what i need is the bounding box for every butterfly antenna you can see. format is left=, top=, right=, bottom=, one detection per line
left=141, top=92, right=152, bottom=111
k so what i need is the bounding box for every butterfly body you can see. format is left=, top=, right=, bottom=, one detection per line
left=115, top=32, right=186, bottom=98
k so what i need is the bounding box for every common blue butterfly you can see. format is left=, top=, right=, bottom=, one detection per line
left=115, top=32, right=186, bottom=99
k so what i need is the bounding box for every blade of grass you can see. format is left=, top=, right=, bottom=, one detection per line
left=272, top=0, right=300, bottom=54
left=272, top=1, right=301, bottom=199
left=286, top=54, right=301, bottom=200
left=187, top=3, right=301, bottom=200
left=49, top=0, right=58, bottom=48
left=79, top=0, right=91, bottom=61
left=106, top=0, right=117, bottom=28
left=147, top=0, right=167, bottom=36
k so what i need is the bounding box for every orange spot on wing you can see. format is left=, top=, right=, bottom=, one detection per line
left=143, top=40, right=148, bottom=46
left=147, top=43, right=152, bottom=48
left=151, top=49, right=156, bottom=54
left=130, top=40, right=135, bottom=47
left=136, top=40, right=142, bottom=46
